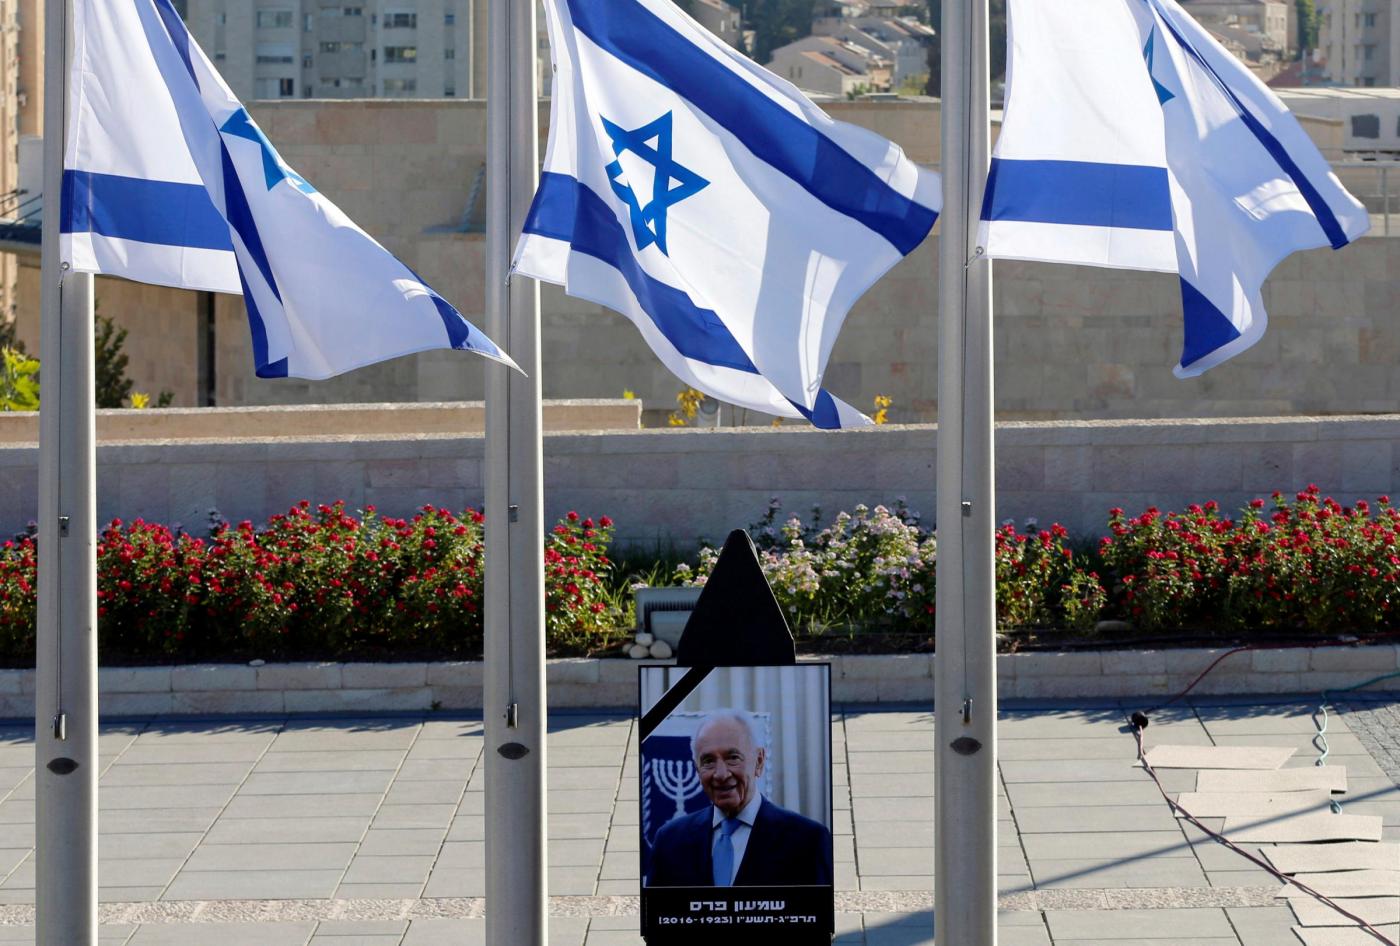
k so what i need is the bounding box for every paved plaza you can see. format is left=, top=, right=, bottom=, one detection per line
left=0, top=696, right=1393, bottom=944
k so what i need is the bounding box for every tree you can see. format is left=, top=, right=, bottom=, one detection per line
left=94, top=314, right=134, bottom=409
left=0, top=349, right=40, bottom=412
left=1295, top=0, right=1319, bottom=53
left=925, top=0, right=1006, bottom=96
left=750, top=0, right=817, bottom=64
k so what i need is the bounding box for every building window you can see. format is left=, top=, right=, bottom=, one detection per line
left=303, top=85, right=314, bottom=97
left=384, top=12, right=418, bottom=28
left=1352, top=114, right=1380, bottom=138
left=321, top=41, right=363, bottom=52
left=303, top=53, right=313, bottom=68
left=445, top=85, right=456, bottom=96
left=344, top=6, right=363, bottom=14
left=304, top=13, right=313, bottom=31
left=446, top=11, right=456, bottom=24
left=1364, top=44, right=1376, bottom=61
left=256, top=43, right=296, bottom=64
left=444, top=47, right=455, bottom=59
left=384, top=46, right=418, bottom=63
left=256, top=9, right=295, bottom=29
left=256, top=77, right=297, bottom=98
left=382, top=78, right=417, bottom=94
left=1364, top=13, right=1377, bottom=27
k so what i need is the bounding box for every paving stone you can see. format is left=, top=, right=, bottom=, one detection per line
left=1045, top=907, right=1234, bottom=939
left=1031, top=857, right=1210, bottom=889
left=183, top=843, right=357, bottom=871
left=203, top=817, right=370, bottom=845
left=1020, top=830, right=1194, bottom=861
left=253, top=751, right=407, bottom=773
left=222, top=794, right=385, bottom=819
left=340, top=854, right=434, bottom=884
left=127, top=922, right=317, bottom=944
left=162, top=869, right=344, bottom=900
left=1014, top=805, right=1184, bottom=834
left=102, top=762, right=253, bottom=786
left=1009, top=781, right=1165, bottom=808
left=354, top=828, right=446, bottom=856
left=100, top=785, right=239, bottom=810
left=240, top=771, right=396, bottom=796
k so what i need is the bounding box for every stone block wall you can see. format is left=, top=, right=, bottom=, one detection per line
left=6, top=99, right=1392, bottom=422
left=0, top=416, right=1395, bottom=545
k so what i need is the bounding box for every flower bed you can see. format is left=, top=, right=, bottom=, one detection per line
left=679, top=489, right=1400, bottom=648
left=0, top=487, right=1396, bottom=666
left=0, top=502, right=627, bottom=664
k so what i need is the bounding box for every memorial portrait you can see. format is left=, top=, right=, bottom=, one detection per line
left=638, top=664, right=833, bottom=891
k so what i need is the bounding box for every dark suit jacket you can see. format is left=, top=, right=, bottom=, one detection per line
left=647, top=796, right=833, bottom=887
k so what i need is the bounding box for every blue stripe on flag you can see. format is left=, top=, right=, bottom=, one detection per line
left=61, top=170, right=233, bottom=251
left=981, top=159, right=1173, bottom=231
left=218, top=142, right=283, bottom=306
left=789, top=389, right=843, bottom=429
left=1178, top=277, right=1241, bottom=370
left=524, top=173, right=849, bottom=428
left=429, top=291, right=472, bottom=349
left=524, top=172, right=759, bottom=374
left=563, top=0, right=936, bottom=256
left=235, top=265, right=281, bottom=377
left=152, top=0, right=198, bottom=84
left=1147, top=0, right=1348, bottom=250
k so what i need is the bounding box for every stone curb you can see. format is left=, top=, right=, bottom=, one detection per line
left=0, top=645, right=1395, bottom=716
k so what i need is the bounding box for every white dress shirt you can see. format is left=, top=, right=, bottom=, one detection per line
left=710, top=792, right=763, bottom=886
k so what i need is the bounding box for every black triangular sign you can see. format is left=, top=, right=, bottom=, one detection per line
left=676, top=529, right=796, bottom=667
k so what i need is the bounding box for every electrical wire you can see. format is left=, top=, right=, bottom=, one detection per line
left=1129, top=647, right=1400, bottom=941
left=1132, top=724, right=1399, bottom=946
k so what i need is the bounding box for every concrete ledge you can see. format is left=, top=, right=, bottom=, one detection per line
left=0, top=643, right=1394, bottom=716
left=0, top=399, right=641, bottom=444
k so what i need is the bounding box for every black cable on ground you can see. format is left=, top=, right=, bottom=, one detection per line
left=1130, top=722, right=1398, bottom=946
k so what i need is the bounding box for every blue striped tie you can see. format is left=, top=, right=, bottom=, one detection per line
left=712, top=817, right=740, bottom=886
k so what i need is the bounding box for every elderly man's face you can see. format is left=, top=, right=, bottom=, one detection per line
left=693, top=717, right=765, bottom=818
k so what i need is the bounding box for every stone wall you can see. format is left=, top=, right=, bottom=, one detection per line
left=0, top=416, right=1394, bottom=545
left=0, top=400, right=639, bottom=444
left=0, top=646, right=1393, bottom=716
left=8, top=99, right=1387, bottom=423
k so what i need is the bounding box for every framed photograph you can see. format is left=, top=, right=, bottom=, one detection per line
left=638, top=663, right=834, bottom=942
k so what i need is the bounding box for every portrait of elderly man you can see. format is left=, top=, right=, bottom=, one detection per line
left=645, top=709, right=833, bottom=887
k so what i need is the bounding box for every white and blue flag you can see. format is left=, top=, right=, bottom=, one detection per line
left=512, top=0, right=941, bottom=427
left=61, top=0, right=514, bottom=380
left=979, top=0, right=1370, bottom=378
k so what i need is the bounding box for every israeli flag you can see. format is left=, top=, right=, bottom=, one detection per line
left=61, top=0, right=514, bottom=380
left=512, top=0, right=940, bottom=427
left=979, top=0, right=1370, bottom=378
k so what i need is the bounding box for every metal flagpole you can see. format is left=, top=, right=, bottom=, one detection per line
left=36, top=0, right=98, bottom=944
left=484, top=0, right=547, bottom=940
left=934, top=0, right=996, bottom=942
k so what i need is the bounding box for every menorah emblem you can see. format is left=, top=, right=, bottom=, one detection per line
left=652, top=758, right=703, bottom=821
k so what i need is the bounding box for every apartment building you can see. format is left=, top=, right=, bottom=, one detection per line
left=768, top=35, right=891, bottom=95
left=690, top=0, right=742, bottom=50
left=177, top=0, right=490, bottom=100
left=1318, top=0, right=1400, bottom=86
left=1180, top=0, right=1293, bottom=54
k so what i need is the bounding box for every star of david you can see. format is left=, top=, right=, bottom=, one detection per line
left=1143, top=28, right=1175, bottom=106
left=601, top=112, right=709, bottom=255
left=220, top=108, right=317, bottom=195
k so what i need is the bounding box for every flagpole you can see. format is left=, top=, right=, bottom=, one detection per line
left=484, top=0, right=547, bottom=940
left=934, top=0, right=997, bottom=943
left=36, top=0, right=98, bottom=944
